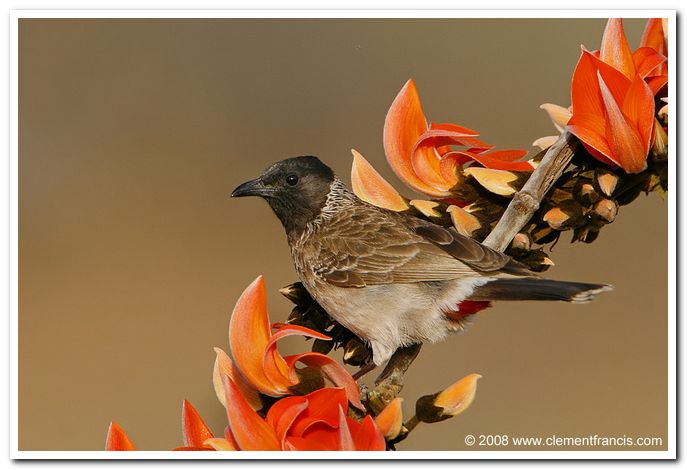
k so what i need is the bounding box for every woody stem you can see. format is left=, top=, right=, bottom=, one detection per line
left=482, top=130, right=580, bottom=252
left=404, top=415, right=420, bottom=433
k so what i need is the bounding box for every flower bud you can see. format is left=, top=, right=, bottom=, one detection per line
left=415, top=373, right=481, bottom=423
left=279, top=282, right=312, bottom=306
left=510, top=232, right=531, bottom=252
left=592, top=199, right=619, bottom=224
left=464, top=168, right=524, bottom=197
left=447, top=205, right=482, bottom=238
left=658, top=97, right=668, bottom=120
left=511, top=248, right=555, bottom=272
left=540, top=103, right=572, bottom=132
left=374, top=398, right=404, bottom=440
left=312, top=338, right=334, bottom=355
left=532, top=135, right=558, bottom=150
left=574, top=180, right=599, bottom=206
left=549, top=188, right=573, bottom=205
left=342, top=338, right=372, bottom=367
left=543, top=200, right=585, bottom=231
left=596, top=171, right=619, bottom=197
left=652, top=119, right=668, bottom=159
left=409, top=199, right=443, bottom=218
left=531, top=225, right=559, bottom=245
left=543, top=207, right=569, bottom=230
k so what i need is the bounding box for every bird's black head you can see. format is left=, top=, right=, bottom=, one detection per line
left=231, top=156, right=336, bottom=234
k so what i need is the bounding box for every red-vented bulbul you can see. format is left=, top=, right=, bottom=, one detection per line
left=232, top=156, right=612, bottom=367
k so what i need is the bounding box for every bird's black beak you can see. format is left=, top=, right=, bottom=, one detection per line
left=231, top=178, right=268, bottom=198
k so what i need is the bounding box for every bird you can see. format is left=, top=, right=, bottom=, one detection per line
left=231, top=156, right=613, bottom=370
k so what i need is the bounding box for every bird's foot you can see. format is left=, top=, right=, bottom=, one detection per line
left=352, top=362, right=377, bottom=381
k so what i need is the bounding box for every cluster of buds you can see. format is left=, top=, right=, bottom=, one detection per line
left=534, top=149, right=667, bottom=245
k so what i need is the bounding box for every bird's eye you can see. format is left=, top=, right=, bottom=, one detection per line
left=286, top=174, right=299, bottom=186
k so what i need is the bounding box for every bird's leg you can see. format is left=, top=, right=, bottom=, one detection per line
left=366, top=343, right=422, bottom=414
left=352, top=362, right=377, bottom=380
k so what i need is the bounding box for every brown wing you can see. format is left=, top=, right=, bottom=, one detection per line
left=408, top=220, right=511, bottom=271
left=306, top=203, right=521, bottom=288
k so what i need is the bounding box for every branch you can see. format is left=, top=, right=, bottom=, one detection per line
left=366, top=344, right=422, bottom=414
left=482, top=130, right=579, bottom=252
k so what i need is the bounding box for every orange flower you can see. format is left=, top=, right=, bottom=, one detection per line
left=567, top=18, right=667, bottom=174
left=221, top=275, right=363, bottom=409
left=383, top=79, right=531, bottom=197
left=217, top=378, right=385, bottom=451
left=105, top=421, right=136, bottom=451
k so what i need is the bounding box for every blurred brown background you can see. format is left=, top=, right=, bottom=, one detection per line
left=19, top=18, right=667, bottom=451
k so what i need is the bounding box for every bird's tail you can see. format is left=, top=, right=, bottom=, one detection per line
left=468, top=278, right=613, bottom=304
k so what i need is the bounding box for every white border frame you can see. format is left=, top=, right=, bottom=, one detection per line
left=9, top=9, right=677, bottom=460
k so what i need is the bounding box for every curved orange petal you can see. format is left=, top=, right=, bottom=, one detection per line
left=475, top=149, right=529, bottom=162
left=229, top=276, right=291, bottom=396
left=224, top=425, right=240, bottom=449
left=571, top=50, right=605, bottom=119
left=597, top=72, right=647, bottom=173
left=411, top=128, right=490, bottom=191
left=181, top=400, right=214, bottom=448
left=469, top=150, right=533, bottom=171
left=222, top=375, right=280, bottom=451
left=284, top=352, right=364, bottom=410
left=351, top=415, right=386, bottom=451
left=416, top=128, right=487, bottom=150
left=641, top=18, right=667, bottom=54
left=428, top=123, right=489, bottom=149
left=632, top=47, right=667, bottom=78
left=284, top=436, right=332, bottom=451
left=264, top=396, right=309, bottom=447
left=383, top=80, right=450, bottom=197
left=567, top=121, right=617, bottom=167
left=105, top=421, right=136, bottom=451
left=261, top=324, right=333, bottom=393
left=374, top=397, right=403, bottom=440
left=229, top=276, right=288, bottom=396
left=202, top=438, right=236, bottom=451
left=584, top=48, right=631, bottom=105
left=350, top=149, right=409, bottom=211
left=621, top=74, right=655, bottom=155
left=600, top=18, right=636, bottom=79
left=173, top=446, right=214, bottom=451
left=438, top=152, right=469, bottom=184
left=213, top=347, right=262, bottom=410
left=337, top=405, right=356, bottom=451
left=286, top=387, right=348, bottom=437
left=429, top=121, right=480, bottom=136
left=647, top=75, right=668, bottom=95
left=410, top=145, right=451, bottom=193
left=414, top=128, right=492, bottom=189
